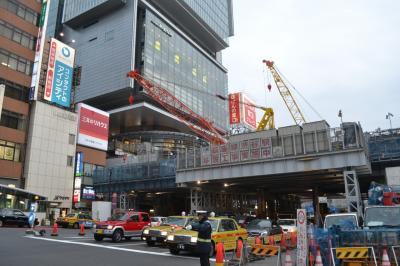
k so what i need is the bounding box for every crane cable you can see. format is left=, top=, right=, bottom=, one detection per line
left=274, top=64, right=325, bottom=121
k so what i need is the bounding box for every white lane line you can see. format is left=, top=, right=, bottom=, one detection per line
left=64, top=236, right=93, bottom=239
left=24, top=236, right=197, bottom=260
left=109, top=243, right=145, bottom=247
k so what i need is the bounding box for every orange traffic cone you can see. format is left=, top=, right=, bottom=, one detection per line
left=382, top=248, right=391, bottom=266
left=51, top=223, right=58, bottom=236
left=235, top=239, right=243, bottom=260
left=255, top=235, right=261, bottom=245
left=285, top=249, right=293, bottom=266
left=215, top=242, right=224, bottom=266
left=268, top=235, right=275, bottom=246
left=315, top=247, right=323, bottom=266
left=309, top=251, right=314, bottom=266
left=78, top=223, right=85, bottom=236
left=280, top=233, right=287, bottom=250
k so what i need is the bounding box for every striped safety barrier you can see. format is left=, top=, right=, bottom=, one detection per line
left=331, top=247, right=377, bottom=266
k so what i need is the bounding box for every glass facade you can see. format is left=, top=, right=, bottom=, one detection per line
left=0, top=48, right=33, bottom=75
left=183, top=0, right=231, bottom=40
left=0, top=139, right=22, bottom=162
left=141, top=10, right=228, bottom=130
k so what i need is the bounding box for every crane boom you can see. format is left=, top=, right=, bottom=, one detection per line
left=262, top=60, right=306, bottom=125
left=127, top=70, right=226, bottom=144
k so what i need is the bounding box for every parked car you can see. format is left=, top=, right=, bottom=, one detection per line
left=56, top=213, right=97, bottom=229
left=277, top=218, right=297, bottom=233
left=0, top=208, right=29, bottom=227
left=150, top=216, right=167, bottom=227
left=246, top=219, right=283, bottom=243
left=142, top=215, right=194, bottom=246
left=166, top=217, right=248, bottom=256
left=93, top=211, right=150, bottom=242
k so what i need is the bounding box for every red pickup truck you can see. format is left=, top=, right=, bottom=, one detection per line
left=93, top=211, right=150, bottom=242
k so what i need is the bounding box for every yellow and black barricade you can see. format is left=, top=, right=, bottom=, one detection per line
left=330, top=246, right=377, bottom=266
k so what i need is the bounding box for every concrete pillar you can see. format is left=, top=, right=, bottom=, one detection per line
left=256, top=189, right=266, bottom=218
left=312, top=187, right=322, bottom=227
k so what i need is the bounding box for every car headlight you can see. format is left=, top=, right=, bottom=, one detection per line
left=161, top=231, right=168, bottom=236
left=167, top=235, right=174, bottom=241
left=288, top=228, right=296, bottom=233
left=190, top=237, right=197, bottom=243
left=107, top=225, right=113, bottom=230
left=143, top=229, right=149, bottom=235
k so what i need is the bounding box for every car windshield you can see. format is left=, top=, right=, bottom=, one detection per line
left=151, top=217, right=160, bottom=222
left=247, top=219, right=272, bottom=229
left=110, top=213, right=128, bottom=221
left=162, top=217, right=187, bottom=227
left=325, top=215, right=357, bottom=229
left=277, top=219, right=295, bottom=226
left=189, top=219, right=219, bottom=231
left=365, top=207, right=400, bottom=227
left=66, top=214, right=75, bottom=218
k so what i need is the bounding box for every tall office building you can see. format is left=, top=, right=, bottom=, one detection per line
left=61, top=0, right=234, bottom=213
left=0, top=0, right=42, bottom=188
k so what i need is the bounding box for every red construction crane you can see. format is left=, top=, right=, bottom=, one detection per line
left=127, top=70, right=226, bottom=144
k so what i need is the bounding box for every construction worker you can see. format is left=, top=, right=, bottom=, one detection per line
left=187, top=211, right=212, bottom=266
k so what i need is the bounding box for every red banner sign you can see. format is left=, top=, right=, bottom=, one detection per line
left=229, top=93, right=241, bottom=124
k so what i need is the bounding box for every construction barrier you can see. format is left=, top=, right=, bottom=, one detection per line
left=391, top=245, right=400, bottom=266
left=51, top=223, right=58, bottom=236
left=78, top=223, right=85, bottom=236
left=330, top=246, right=377, bottom=266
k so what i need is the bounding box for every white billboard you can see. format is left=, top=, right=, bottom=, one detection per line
left=76, top=103, right=110, bottom=151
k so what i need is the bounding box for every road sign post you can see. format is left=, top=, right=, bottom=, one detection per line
left=296, top=209, right=308, bottom=266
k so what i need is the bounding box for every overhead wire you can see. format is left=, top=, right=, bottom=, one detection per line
left=147, top=74, right=267, bottom=111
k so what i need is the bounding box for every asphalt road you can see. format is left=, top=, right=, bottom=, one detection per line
left=0, top=227, right=285, bottom=266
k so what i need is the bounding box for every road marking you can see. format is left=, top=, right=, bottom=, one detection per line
left=64, top=236, right=93, bottom=239
left=109, top=243, right=145, bottom=247
left=24, top=236, right=197, bottom=260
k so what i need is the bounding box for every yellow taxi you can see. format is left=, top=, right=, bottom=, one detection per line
left=142, top=216, right=194, bottom=246
left=165, top=217, right=247, bottom=255
left=56, top=213, right=98, bottom=229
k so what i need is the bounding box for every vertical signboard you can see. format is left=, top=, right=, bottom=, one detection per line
left=296, top=209, right=308, bottom=266
left=242, top=94, right=257, bottom=129
left=44, top=38, right=75, bottom=107
left=30, top=0, right=51, bottom=101
left=75, top=152, right=83, bottom=177
left=77, top=103, right=109, bottom=151
left=0, top=84, right=4, bottom=120
left=229, top=93, right=241, bottom=124
left=73, top=189, right=81, bottom=203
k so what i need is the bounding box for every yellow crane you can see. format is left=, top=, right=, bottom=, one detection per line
left=256, top=107, right=275, bottom=131
left=262, top=60, right=306, bottom=126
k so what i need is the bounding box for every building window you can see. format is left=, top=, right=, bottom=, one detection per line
left=0, top=20, right=36, bottom=50
left=1, top=0, right=39, bottom=26
left=68, top=134, right=75, bottom=145
left=0, top=78, right=29, bottom=102
left=0, top=140, right=21, bottom=162
left=0, top=49, right=33, bottom=75
left=67, top=156, right=74, bottom=167
left=0, top=110, right=26, bottom=130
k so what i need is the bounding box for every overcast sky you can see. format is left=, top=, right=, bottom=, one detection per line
left=223, top=0, right=400, bottom=131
